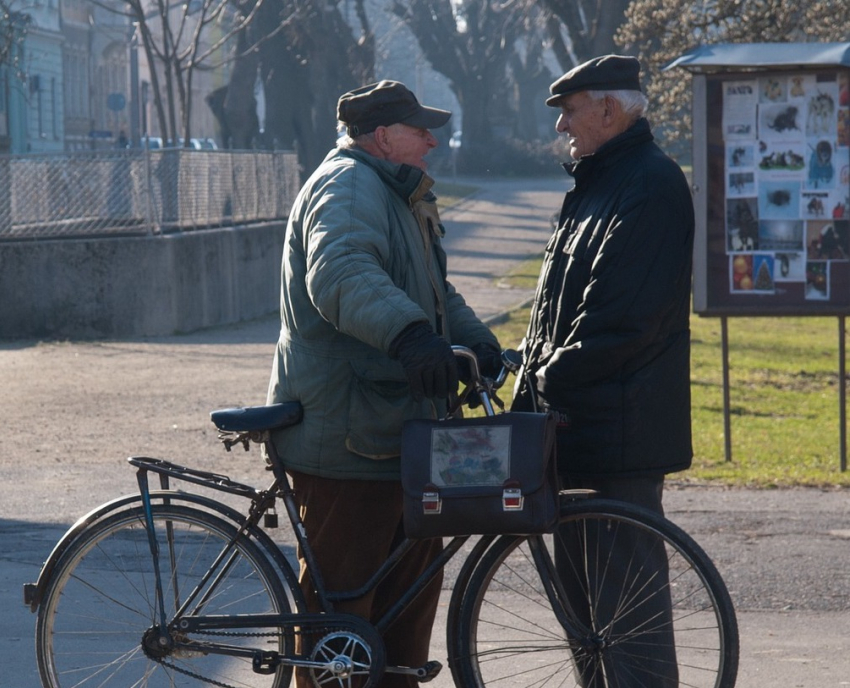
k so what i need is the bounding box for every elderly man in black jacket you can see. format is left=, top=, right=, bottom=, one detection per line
left=512, top=55, right=695, bottom=686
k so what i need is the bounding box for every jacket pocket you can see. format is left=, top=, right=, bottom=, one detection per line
left=345, top=374, right=431, bottom=460
left=550, top=381, right=624, bottom=474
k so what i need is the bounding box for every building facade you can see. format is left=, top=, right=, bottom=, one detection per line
left=0, top=0, right=64, bottom=154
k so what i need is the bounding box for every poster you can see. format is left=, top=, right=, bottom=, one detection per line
left=721, top=71, right=850, bottom=303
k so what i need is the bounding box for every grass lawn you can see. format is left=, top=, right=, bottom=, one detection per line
left=486, top=304, right=850, bottom=489
left=433, top=181, right=480, bottom=209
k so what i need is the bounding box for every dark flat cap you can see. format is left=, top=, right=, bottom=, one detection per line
left=338, top=80, right=451, bottom=137
left=546, top=55, right=642, bottom=106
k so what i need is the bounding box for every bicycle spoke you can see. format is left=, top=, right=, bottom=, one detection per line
left=451, top=500, right=738, bottom=688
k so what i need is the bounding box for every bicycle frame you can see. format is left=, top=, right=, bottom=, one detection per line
left=130, top=345, right=602, bottom=674
left=127, top=437, right=490, bottom=676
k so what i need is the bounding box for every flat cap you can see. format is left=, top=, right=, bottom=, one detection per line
left=337, top=80, right=451, bottom=137
left=546, top=55, right=642, bottom=107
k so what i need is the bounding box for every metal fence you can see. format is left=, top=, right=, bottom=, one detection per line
left=0, top=149, right=301, bottom=240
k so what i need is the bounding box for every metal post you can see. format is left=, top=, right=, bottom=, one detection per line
left=721, top=316, right=733, bottom=462
left=840, top=316, right=846, bottom=472
left=129, top=24, right=140, bottom=148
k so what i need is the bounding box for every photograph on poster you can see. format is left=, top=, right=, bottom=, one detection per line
left=730, top=254, right=775, bottom=293
left=728, top=171, right=756, bottom=197
left=839, top=109, right=850, bottom=147
left=758, top=140, right=806, bottom=174
left=802, top=190, right=830, bottom=218
left=758, top=219, right=804, bottom=251
left=726, top=197, right=759, bottom=251
left=804, top=83, right=838, bottom=138
left=759, top=102, right=804, bottom=140
left=730, top=254, right=753, bottom=292
left=775, top=252, right=806, bottom=282
left=806, top=220, right=850, bottom=261
left=758, top=180, right=801, bottom=219
left=727, top=143, right=755, bottom=168
left=805, top=260, right=830, bottom=300
left=760, top=75, right=787, bottom=103
left=723, top=80, right=758, bottom=139
left=805, top=138, right=837, bottom=189
left=788, top=75, right=810, bottom=101
left=752, top=254, right=776, bottom=292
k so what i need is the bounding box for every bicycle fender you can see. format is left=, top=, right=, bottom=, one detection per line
left=23, top=490, right=256, bottom=612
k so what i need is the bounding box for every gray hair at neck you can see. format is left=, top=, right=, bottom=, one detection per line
left=337, top=122, right=375, bottom=149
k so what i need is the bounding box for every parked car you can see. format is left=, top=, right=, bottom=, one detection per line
left=140, top=136, right=217, bottom=150
left=177, top=138, right=202, bottom=150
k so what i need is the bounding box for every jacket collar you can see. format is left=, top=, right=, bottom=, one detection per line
left=336, top=146, right=435, bottom=205
left=563, top=117, right=654, bottom=180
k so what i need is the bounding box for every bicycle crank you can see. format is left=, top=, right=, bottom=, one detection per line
left=386, top=660, right=443, bottom=682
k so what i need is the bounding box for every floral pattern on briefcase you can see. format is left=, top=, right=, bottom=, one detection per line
left=430, top=425, right=511, bottom=487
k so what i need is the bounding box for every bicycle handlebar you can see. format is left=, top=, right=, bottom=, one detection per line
left=448, top=346, right=521, bottom=418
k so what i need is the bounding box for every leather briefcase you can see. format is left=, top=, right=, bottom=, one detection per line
left=400, top=412, right=559, bottom=539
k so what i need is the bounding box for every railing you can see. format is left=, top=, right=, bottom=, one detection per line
left=0, top=149, right=301, bottom=240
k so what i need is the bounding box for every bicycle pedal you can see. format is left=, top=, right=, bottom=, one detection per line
left=252, top=650, right=280, bottom=674
left=417, top=660, right=442, bottom=682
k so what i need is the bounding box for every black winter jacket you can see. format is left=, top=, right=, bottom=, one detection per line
left=512, top=118, right=694, bottom=477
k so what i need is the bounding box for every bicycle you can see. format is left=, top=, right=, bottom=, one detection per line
left=24, top=347, right=739, bottom=688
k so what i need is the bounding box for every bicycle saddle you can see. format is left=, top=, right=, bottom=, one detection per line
left=210, top=402, right=303, bottom=432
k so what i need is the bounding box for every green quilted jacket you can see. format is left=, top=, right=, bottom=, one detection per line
left=267, top=146, right=497, bottom=480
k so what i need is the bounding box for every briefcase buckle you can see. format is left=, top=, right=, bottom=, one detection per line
left=422, top=490, right=442, bottom=515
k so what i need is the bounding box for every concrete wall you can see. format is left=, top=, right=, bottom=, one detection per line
left=0, top=222, right=284, bottom=340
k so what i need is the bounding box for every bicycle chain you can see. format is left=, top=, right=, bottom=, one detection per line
left=154, top=624, right=354, bottom=688
left=189, top=624, right=348, bottom=638
left=159, top=659, right=239, bottom=688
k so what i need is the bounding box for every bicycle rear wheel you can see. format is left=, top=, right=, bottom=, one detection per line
left=451, top=498, right=738, bottom=688
left=36, top=504, right=296, bottom=688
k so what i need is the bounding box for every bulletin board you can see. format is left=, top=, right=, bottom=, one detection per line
left=697, top=68, right=850, bottom=315
left=669, top=44, right=850, bottom=470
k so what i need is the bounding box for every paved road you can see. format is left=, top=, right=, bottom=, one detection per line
left=2, top=176, right=850, bottom=687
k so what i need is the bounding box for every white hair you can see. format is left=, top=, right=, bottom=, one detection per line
left=588, top=89, right=648, bottom=121
left=336, top=121, right=375, bottom=149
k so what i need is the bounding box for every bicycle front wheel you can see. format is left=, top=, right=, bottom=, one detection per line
left=451, top=498, right=738, bottom=688
left=36, top=504, right=296, bottom=688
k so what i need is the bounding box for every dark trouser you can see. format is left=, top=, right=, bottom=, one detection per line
left=555, top=474, right=678, bottom=688
left=288, top=471, right=444, bottom=688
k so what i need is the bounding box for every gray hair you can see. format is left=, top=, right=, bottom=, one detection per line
left=336, top=122, right=377, bottom=149
left=588, top=89, right=648, bottom=121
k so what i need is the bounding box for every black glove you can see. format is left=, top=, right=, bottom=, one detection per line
left=389, top=322, right=459, bottom=401
left=473, top=343, right=503, bottom=379
left=457, top=343, right=503, bottom=383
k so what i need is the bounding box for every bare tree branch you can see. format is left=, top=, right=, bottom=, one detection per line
left=616, top=0, right=850, bottom=152
left=88, top=0, right=275, bottom=145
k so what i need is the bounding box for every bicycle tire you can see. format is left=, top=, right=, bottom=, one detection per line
left=36, top=503, right=298, bottom=688
left=450, top=498, right=738, bottom=688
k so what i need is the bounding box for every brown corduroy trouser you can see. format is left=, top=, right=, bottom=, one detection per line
left=288, top=471, right=444, bottom=688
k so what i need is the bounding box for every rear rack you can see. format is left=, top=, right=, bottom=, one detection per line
left=128, top=456, right=260, bottom=499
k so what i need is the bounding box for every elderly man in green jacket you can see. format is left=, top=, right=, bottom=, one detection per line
left=267, top=80, right=500, bottom=687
